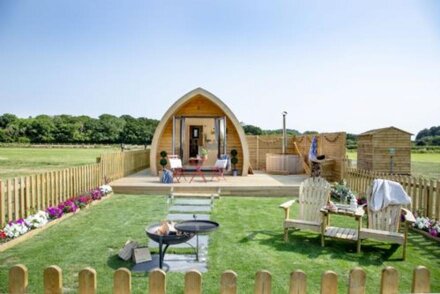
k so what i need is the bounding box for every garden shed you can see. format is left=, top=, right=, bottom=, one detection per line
left=149, top=87, right=250, bottom=176
left=357, top=126, right=412, bottom=174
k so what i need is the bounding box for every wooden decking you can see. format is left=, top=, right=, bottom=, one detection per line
left=110, top=169, right=308, bottom=196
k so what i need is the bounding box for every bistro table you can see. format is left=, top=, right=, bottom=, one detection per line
left=320, top=204, right=365, bottom=249
left=187, top=157, right=207, bottom=183
left=175, top=219, right=219, bottom=261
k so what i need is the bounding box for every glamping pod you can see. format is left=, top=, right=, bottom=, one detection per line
left=150, top=88, right=250, bottom=176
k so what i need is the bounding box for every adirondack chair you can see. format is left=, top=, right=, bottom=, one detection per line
left=357, top=183, right=416, bottom=260
left=280, top=177, right=331, bottom=242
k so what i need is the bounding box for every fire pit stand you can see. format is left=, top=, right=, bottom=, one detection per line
left=146, top=224, right=195, bottom=269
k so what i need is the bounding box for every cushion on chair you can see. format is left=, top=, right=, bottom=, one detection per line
left=169, top=158, right=182, bottom=169
left=214, top=159, right=228, bottom=169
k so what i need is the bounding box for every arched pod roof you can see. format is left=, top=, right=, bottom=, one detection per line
left=150, top=87, right=249, bottom=176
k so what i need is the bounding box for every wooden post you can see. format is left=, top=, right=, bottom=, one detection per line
left=44, top=265, right=63, bottom=294
left=411, top=266, right=430, bottom=293
left=78, top=267, right=97, bottom=294
left=149, top=269, right=166, bottom=294
left=185, top=270, right=202, bottom=294
left=348, top=267, right=366, bottom=294
left=9, top=264, right=28, bottom=294
left=19, top=177, right=25, bottom=218
left=436, top=180, right=440, bottom=220
left=254, top=270, right=271, bottom=294
left=380, top=266, right=398, bottom=294
left=220, top=270, right=237, bottom=294
left=14, top=178, right=19, bottom=219
left=428, top=179, right=434, bottom=218
left=0, top=180, right=4, bottom=227
left=321, top=271, right=337, bottom=294
left=289, top=270, right=306, bottom=294
left=113, top=268, right=131, bottom=294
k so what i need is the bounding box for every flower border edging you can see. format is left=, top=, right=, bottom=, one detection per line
left=410, top=227, right=440, bottom=243
left=0, top=192, right=113, bottom=253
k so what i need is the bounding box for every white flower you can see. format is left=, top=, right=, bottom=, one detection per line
left=25, top=210, right=49, bottom=229
left=3, top=222, right=29, bottom=238
left=99, top=185, right=112, bottom=194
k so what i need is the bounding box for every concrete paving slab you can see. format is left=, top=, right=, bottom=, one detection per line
left=169, top=205, right=212, bottom=213
left=167, top=213, right=210, bottom=221
left=148, top=235, right=209, bottom=249
left=132, top=254, right=208, bottom=273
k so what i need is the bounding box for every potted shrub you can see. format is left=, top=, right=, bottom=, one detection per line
left=200, top=147, right=208, bottom=160
left=159, top=151, right=168, bottom=170
left=230, top=149, right=238, bottom=176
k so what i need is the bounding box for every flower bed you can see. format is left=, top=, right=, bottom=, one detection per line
left=411, top=216, right=440, bottom=242
left=0, top=185, right=113, bottom=252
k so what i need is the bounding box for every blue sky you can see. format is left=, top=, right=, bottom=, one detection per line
left=0, top=0, right=439, bottom=134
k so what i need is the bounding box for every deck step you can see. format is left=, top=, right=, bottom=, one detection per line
left=170, top=192, right=220, bottom=199
left=173, top=199, right=212, bottom=206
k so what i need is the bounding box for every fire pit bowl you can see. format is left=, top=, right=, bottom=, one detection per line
left=146, top=224, right=194, bottom=245
left=145, top=224, right=195, bottom=269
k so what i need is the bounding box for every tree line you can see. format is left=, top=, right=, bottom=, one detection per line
left=415, top=126, right=440, bottom=146
left=0, top=113, right=159, bottom=145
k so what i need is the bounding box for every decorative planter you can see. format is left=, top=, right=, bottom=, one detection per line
left=411, top=227, right=440, bottom=243
left=0, top=192, right=113, bottom=252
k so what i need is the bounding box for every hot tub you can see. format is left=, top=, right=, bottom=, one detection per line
left=266, top=153, right=302, bottom=174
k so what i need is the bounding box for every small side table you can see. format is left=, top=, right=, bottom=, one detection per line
left=320, top=205, right=365, bottom=251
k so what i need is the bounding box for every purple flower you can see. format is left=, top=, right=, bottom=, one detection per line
left=90, top=188, right=103, bottom=200
left=46, top=207, right=63, bottom=219
left=429, top=228, right=438, bottom=237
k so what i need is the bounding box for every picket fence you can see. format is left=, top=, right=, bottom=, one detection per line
left=0, top=149, right=150, bottom=227
left=345, top=167, right=440, bottom=219
left=7, top=265, right=431, bottom=294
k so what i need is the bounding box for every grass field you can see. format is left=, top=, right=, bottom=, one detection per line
left=347, top=151, right=440, bottom=179
left=0, top=147, right=118, bottom=179
left=0, top=195, right=438, bottom=293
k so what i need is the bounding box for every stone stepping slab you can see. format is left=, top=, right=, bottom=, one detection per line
left=169, top=205, right=212, bottom=213
left=132, top=254, right=207, bottom=273
left=167, top=213, right=210, bottom=221
left=173, top=199, right=212, bottom=206
left=148, top=235, right=209, bottom=249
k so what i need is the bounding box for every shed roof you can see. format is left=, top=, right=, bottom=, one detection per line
left=359, top=126, right=413, bottom=136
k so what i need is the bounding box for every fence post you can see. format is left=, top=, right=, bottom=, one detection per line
left=44, top=265, right=63, bottom=294
left=348, top=267, right=366, bottom=294
left=289, top=270, right=306, bottom=294
left=321, top=271, right=337, bottom=294
left=149, top=269, right=166, bottom=294
left=411, top=266, right=430, bottom=293
left=9, top=264, right=28, bottom=294
left=254, top=270, right=271, bottom=294
left=114, top=268, right=131, bottom=294
left=220, top=270, right=237, bottom=294
left=0, top=180, right=4, bottom=227
left=185, top=270, right=202, bottom=294
left=380, top=266, right=398, bottom=294
left=79, top=267, right=97, bottom=294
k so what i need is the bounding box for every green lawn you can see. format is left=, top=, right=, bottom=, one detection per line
left=0, top=147, right=118, bottom=179
left=0, top=195, right=438, bottom=293
left=347, top=151, right=440, bottom=179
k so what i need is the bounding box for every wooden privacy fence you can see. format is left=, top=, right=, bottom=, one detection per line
left=0, top=149, right=150, bottom=227
left=246, top=133, right=346, bottom=181
left=7, top=264, right=431, bottom=294
left=345, top=167, right=440, bottom=219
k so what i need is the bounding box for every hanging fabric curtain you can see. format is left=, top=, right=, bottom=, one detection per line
left=179, top=117, right=185, bottom=160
